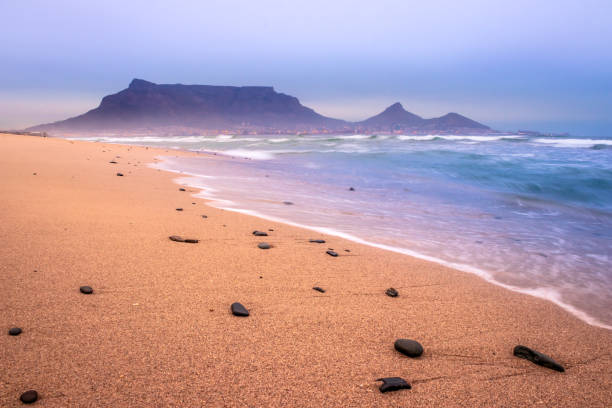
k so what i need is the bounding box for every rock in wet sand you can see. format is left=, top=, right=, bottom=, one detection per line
left=79, top=286, right=94, bottom=294
left=513, top=345, right=565, bottom=372
left=116, top=172, right=124, bottom=176
left=20, top=390, right=38, bottom=404
left=309, top=239, right=325, bottom=244
left=326, top=250, right=338, bottom=257
left=258, top=242, right=272, bottom=250
left=179, top=188, right=186, bottom=191
left=8, top=327, right=22, bottom=336
left=176, top=208, right=183, bottom=211
left=394, top=339, right=424, bottom=357
left=231, top=302, right=249, bottom=317
left=376, top=377, right=411, bottom=393
left=313, top=287, right=326, bottom=293
left=385, top=288, right=399, bottom=297
left=252, top=230, right=268, bottom=236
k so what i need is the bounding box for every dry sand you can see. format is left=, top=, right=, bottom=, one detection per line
left=1, top=133, right=610, bottom=407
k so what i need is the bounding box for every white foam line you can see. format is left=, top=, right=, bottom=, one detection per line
left=153, top=158, right=612, bottom=331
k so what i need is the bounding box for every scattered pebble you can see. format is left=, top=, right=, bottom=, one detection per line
left=201, top=215, right=208, bottom=219
left=169, top=235, right=185, bottom=242
left=344, top=249, right=351, bottom=252
left=116, top=173, right=124, bottom=177
left=326, top=250, right=338, bottom=257
left=385, top=288, right=399, bottom=297
left=252, top=230, right=268, bottom=236
left=513, top=345, right=565, bottom=372
left=231, top=302, right=249, bottom=317
left=349, top=187, right=355, bottom=191
left=313, top=287, right=326, bottom=293
left=109, top=161, right=117, bottom=164
left=268, top=229, right=274, bottom=231
left=258, top=242, right=271, bottom=250
left=20, top=390, right=38, bottom=404
left=80, top=286, right=94, bottom=294
left=33, top=173, right=37, bottom=175
left=376, top=377, right=411, bottom=393
left=394, top=339, right=424, bottom=357
left=179, top=188, right=186, bottom=191
left=176, top=208, right=183, bottom=211
left=283, top=201, right=294, bottom=205
left=184, top=239, right=199, bottom=244
left=8, top=327, right=22, bottom=336
left=309, top=239, right=325, bottom=244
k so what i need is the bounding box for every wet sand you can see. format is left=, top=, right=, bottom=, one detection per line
left=1, top=133, right=610, bottom=407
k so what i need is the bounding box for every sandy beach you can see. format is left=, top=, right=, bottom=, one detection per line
left=1, top=133, right=610, bottom=407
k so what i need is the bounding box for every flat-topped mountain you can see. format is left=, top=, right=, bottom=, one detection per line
left=29, top=79, right=491, bottom=135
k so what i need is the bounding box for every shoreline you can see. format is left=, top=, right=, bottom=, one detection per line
left=155, top=155, right=612, bottom=331
left=1, top=133, right=611, bottom=407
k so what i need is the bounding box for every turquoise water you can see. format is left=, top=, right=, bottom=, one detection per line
left=76, top=133, right=612, bottom=328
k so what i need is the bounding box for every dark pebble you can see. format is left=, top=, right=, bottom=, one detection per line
left=268, top=229, right=274, bottom=231
left=169, top=235, right=185, bottom=242
left=344, top=249, right=351, bottom=252
left=184, top=239, right=199, bottom=244
left=20, top=390, right=38, bottom=404
left=8, top=327, right=22, bottom=336
left=313, top=287, right=326, bottom=293
left=33, top=173, right=37, bottom=175
left=231, top=302, right=249, bottom=317
left=252, top=230, right=268, bottom=236
left=385, top=288, right=399, bottom=297
left=258, top=242, right=271, bottom=250
left=309, top=239, right=325, bottom=244
left=513, top=345, right=565, bottom=372
left=326, top=250, right=338, bottom=257
left=116, top=173, right=123, bottom=176
left=394, top=339, right=424, bottom=357
left=201, top=215, right=208, bottom=219
left=349, top=187, right=355, bottom=191
left=109, top=161, right=117, bottom=164
left=176, top=208, right=183, bottom=211
left=179, top=188, right=186, bottom=191
left=283, top=201, right=294, bottom=205
left=376, top=377, right=411, bottom=393
left=79, top=286, right=93, bottom=294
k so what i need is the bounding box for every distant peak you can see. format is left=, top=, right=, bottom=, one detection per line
left=129, top=78, right=156, bottom=88
left=385, top=102, right=405, bottom=111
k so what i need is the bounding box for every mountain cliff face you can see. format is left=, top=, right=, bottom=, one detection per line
left=29, top=79, right=490, bottom=135
left=31, top=79, right=347, bottom=133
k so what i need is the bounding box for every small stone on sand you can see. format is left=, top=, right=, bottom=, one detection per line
left=179, top=188, right=186, bottom=191
left=394, top=339, right=424, bottom=357
left=201, top=215, right=208, bottom=219
left=176, top=208, right=183, bottom=211
left=309, top=239, right=325, bottom=244
left=109, top=161, right=117, bottom=164
left=252, top=230, right=268, bottom=236
left=313, top=287, right=326, bottom=293
left=231, top=302, right=249, bottom=317
left=283, top=201, right=294, bottom=205
left=326, top=250, right=338, bottom=257
left=169, top=235, right=185, bottom=242
left=80, top=286, right=94, bottom=294
left=20, top=390, right=38, bottom=404
left=184, top=239, right=199, bottom=244
left=258, top=242, right=271, bottom=250
left=513, top=345, right=565, bottom=372
left=385, top=288, right=399, bottom=297
left=8, top=327, right=22, bottom=336
left=349, top=187, right=355, bottom=191
left=116, top=172, right=123, bottom=176
left=376, top=377, right=411, bottom=393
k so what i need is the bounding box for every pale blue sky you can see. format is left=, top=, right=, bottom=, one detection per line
left=1, top=0, right=611, bottom=134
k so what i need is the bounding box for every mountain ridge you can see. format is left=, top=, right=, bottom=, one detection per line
left=29, top=79, right=491, bottom=135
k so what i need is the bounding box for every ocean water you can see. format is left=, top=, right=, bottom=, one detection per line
left=75, top=133, right=612, bottom=328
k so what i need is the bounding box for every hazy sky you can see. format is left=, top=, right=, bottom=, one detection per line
left=1, top=0, right=611, bottom=135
